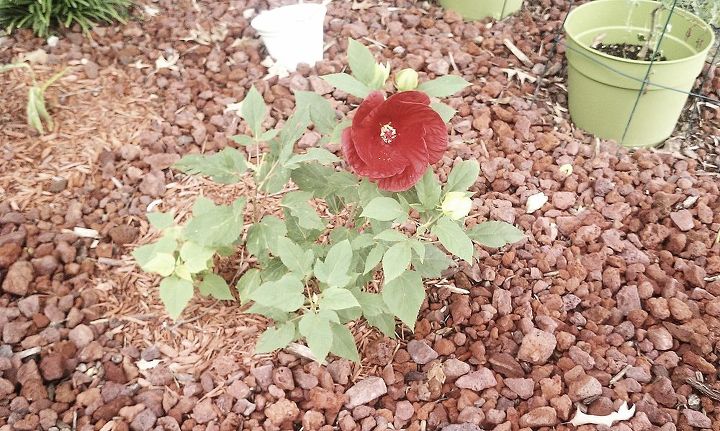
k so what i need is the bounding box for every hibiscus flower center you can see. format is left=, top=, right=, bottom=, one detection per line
left=379, top=123, right=397, bottom=145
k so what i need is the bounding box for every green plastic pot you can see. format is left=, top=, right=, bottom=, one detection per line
left=439, top=0, right=523, bottom=20
left=564, top=0, right=715, bottom=148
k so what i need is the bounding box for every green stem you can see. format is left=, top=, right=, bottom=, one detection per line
left=416, top=214, right=442, bottom=236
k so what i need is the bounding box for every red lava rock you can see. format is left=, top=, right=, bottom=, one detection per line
left=39, top=353, right=67, bottom=381
left=552, top=191, right=576, bottom=210
left=504, top=378, right=534, bottom=399
left=68, top=324, right=94, bottom=348
left=517, top=329, right=557, bottom=365
left=667, top=297, right=693, bottom=321
left=226, top=380, right=251, bottom=400
left=2, top=261, right=34, bottom=295
left=130, top=408, right=157, bottom=431
left=302, top=410, right=325, bottom=430
left=683, top=409, right=711, bottom=428
left=488, top=353, right=525, bottom=378
left=272, top=366, right=295, bottom=390
left=646, top=326, right=674, bottom=351
left=192, top=398, right=217, bottom=424
left=650, top=377, right=678, bottom=407
left=0, top=242, right=22, bottom=267
left=616, top=285, right=641, bottom=315
left=568, top=374, right=602, bottom=402
left=519, top=406, right=557, bottom=427
left=670, top=210, right=694, bottom=231
left=265, top=398, right=300, bottom=426
left=443, top=358, right=471, bottom=379
left=327, top=359, right=352, bottom=385
left=251, top=364, right=273, bottom=389
left=109, top=225, right=140, bottom=245
left=407, top=340, right=439, bottom=365
left=455, top=368, right=497, bottom=391
left=344, top=377, right=387, bottom=409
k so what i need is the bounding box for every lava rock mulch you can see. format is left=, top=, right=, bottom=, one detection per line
left=1, top=0, right=719, bottom=430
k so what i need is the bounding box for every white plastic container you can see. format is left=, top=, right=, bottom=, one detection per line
left=251, top=3, right=327, bottom=72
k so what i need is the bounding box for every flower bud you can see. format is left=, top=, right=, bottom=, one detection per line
left=395, top=68, right=419, bottom=91
left=441, top=192, right=472, bottom=220
left=370, top=62, right=391, bottom=89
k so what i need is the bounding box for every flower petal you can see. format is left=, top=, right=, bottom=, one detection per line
left=354, top=91, right=385, bottom=127
left=376, top=160, right=427, bottom=192
left=351, top=126, right=405, bottom=178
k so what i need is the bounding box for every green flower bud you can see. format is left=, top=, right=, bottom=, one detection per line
left=395, top=68, right=419, bottom=91
left=441, top=192, right=472, bottom=220
left=370, top=62, right=391, bottom=89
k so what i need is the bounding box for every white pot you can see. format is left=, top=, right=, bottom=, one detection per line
left=251, top=3, right=327, bottom=72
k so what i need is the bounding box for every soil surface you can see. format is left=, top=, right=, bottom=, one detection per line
left=1, top=0, right=720, bottom=431
left=593, top=43, right=666, bottom=62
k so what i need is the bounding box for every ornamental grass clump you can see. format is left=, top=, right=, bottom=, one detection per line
left=0, top=0, right=132, bottom=37
left=133, top=39, right=524, bottom=363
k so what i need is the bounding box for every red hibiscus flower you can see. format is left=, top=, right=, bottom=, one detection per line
left=341, top=91, right=448, bottom=192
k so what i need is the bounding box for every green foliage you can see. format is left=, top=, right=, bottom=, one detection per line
left=1, top=63, right=66, bottom=134
left=667, top=0, right=719, bottom=27
left=0, top=0, right=132, bottom=37
left=417, top=75, right=471, bottom=97
left=133, top=39, right=526, bottom=364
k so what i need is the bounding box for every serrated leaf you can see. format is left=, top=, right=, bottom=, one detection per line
left=237, top=268, right=262, bottom=304
left=382, top=271, right=425, bottom=330
left=147, top=212, right=174, bottom=230
left=256, top=321, right=297, bottom=354
left=231, top=134, right=256, bottom=146
left=199, top=273, right=234, bottom=300
left=295, top=91, right=337, bottom=135
left=290, top=163, right=337, bottom=197
left=418, top=75, right=470, bottom=97
left=174, top=148, right=248, bottom=184
left=321, top=73, right=371, bottom=99
left=315, top=240, right=353, bottom=288
left=270, top=236, right=315, bottom=276
left=282, top=191, right=325, bottom=231
left=299, top=311, right=334, bottom=362
left=467, top=221, right=525, bottom=248
left=432, top=217, right=474, bottom=263
left=179, top=241, right=214, bottom=273
left=415, top=168, right=442, bottom=210
left=142, top=253, right=175, bottom=276
left=382, top=241, right=412, bottom=282
left=159, top=276, right=194, bottom=320
left=330, top=323, right=360, bottom=362
left=286, top=148, right=340, bottom=167
left=278, top=110, right=311, bottom=162
left=249, top=274, right=305, bottom=312
left=246, top=215, right=287, bottom=258
left=241, top=85, right=267, bottom=137
left=133, top=235, right=178, bottom=274
left=246, top=303, right=291, bottom=321
left=444, top=160, right=480, bottom=193
left=347, top=38, right=377, bottom=86
left=364, top=244, right=386, bottom=274
left=412, top=244, right=452, bottom=278
left=375, top=229, right=408, bottom=242
left=320, top=287, right=360, bottom=310
left=430, top=102, right=457, bottom=124
left=361, top=197, right=405, bottom=221
left=184, top=198, right=246, bottom=248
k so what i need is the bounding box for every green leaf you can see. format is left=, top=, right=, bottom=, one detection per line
left=246, top=216, right=287, bottom=258
left=330, top=323, right=360, bottom=362
left=299, top=311, right=334, bottom=362
left=285, top=212, right=323, bottom=244
left=418, top=75, right=471, bottom=97
left=198, top=273, right=234, bottom=300
left=432, top=217, right=474, bottom=263
left=246, top=303, right=291, bottom=321
left=468, top=221, right=525, bottom=248
left=133, top=236, right=177, bottom=265
left=314, top=240, right=353, bottom=288
left=430, top=102, right=457, bottom=124
left=347, top=38, right=377, bottom=86
left=382, top=241, right=412, bottom=282
left=382, top=271, right=425, bottom=330
left=361, top=197, right=405, bottom=221
left=282, top=191, right=325, bottom=231
left=320, top=287, right=361, bottom=310
left=321, top=73, right=371, bottom=99
left=278, top=110, right=311, bottom=162
left=364, top=244, right=386, bottom=274
left=184, top=198, right=246, bottom=248
left=249, top=274, right=305, bottom=312
left=415, top=168, right=442, bottom=210
left=291, top=163, right=337, bottom=197
left=174, top=263, right=192, bottom=281
left=237, top=268, right=262, bottom=304
left=295, top=91, right=337, bottom=135
left=147, top=212, right=174, bottom=230
left=270, top=237, right=315, bottom=277
left=174, top=148, right=248, bottom=184
left=356, top=291, right=396, bottom=337
left=374, top=229, right=408, bottom=242
left=256, top=321, right=297, bottom=354
left=241, top=85, right=267, bottom=137
left=142, top=253, right=176, bottom=277
left=412, top=244, right=452, bottom=278
left=159, top=276, right=194, bottom=320
left=444, top=160, right=480, bottom=193
left=179, top=241, right=215, bottom=273
left=286, top=148, right=340, bottom=167
left=231, top=134, right=256, bottom=147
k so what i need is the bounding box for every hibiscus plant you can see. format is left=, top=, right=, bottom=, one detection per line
left=133, top=39, right=524, bottom=363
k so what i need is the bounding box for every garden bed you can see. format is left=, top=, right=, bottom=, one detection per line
left=0, top=0, right=719, bottom=430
